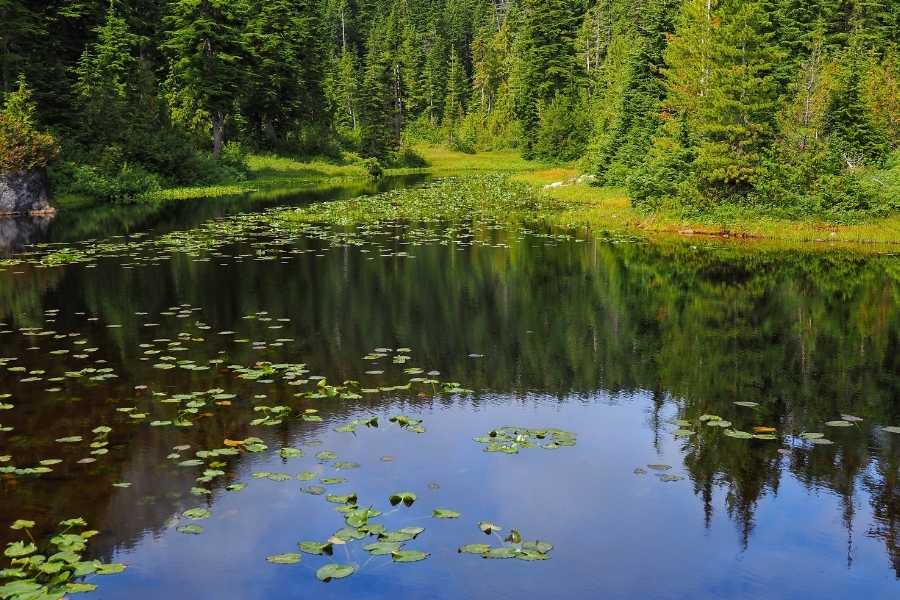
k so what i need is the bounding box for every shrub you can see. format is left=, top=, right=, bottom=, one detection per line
left=388, top=145, right=428, bottom=168
left=0, top=114, right=59, bottom=172
left=53, top=161, right=161, bottom=202
left=0, top=79, right=58, bottom=172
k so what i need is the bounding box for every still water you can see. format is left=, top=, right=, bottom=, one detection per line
left=0, top=178, right=898, bottom=599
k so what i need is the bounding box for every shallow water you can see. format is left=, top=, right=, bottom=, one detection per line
left=0, top=179, right=899, bottom=599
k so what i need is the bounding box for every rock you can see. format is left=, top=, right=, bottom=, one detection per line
left=0, top=169, right=53, bottom=216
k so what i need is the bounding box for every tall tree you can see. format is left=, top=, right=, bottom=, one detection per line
left=516, top=0, right=580, bottom=155
left=164, top=0, right=247, bottom=158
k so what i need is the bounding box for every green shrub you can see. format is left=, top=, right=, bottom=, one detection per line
left=53, top=161, right=161, bottom=202
left=0, top=79, right=58, bottom=172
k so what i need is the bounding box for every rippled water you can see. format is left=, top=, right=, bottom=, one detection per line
left=0, top=179, right=898, bottom=599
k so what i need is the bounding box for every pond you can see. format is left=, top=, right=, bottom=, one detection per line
left=0, top=177, right=899, bottom=599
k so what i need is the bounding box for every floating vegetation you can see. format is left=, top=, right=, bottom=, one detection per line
left=473, top=427, right=576, bottom=453
left=460, top=523, right=553, bottom=561
left=0, top=518, right=125, bottom=598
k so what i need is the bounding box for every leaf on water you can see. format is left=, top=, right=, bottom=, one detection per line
left=673, top=429, right=695, bottom=437
left=658, top=474, right=685, bottom=482
left=10, top=520, right=34, bottom=530
left=392, top=550, right=429, bottom=563
left=724, top=430, right=753, bottom=439
left=841, top=415, right=863, bottom=423
left=316, top=563, right=354, bottom=582
left=882, top=426, right=900, bottom=434
left=4, top=542, right=36, bottom=557
left=55, top=436, right=83, bottom=443
left=389, top=492, right=417, bottom=507
left=800, top=432, right=825, bottom=440
left=825, top=421, right=853, bottom=428
left=646, top=464, right=671, bottom=471
left=95, top=563, right=127, bottom=575
left=479, top=522, right=501, bottom=535
left=279, top=447, right=303, bottom=459
left=176, top=524, right=203, bottom=535
left=482, top=547, right=519, bottom=559
left=266, top=553, right=301, bottom=565
left=299, top=542, right=334, bottom=556
left=363, top=541, right=402, bottom=556
left=505, top=529, right=522, bottom=544
left=733, top=402, right=759, bottom=408
left=433, top=508, right=461, bottom=519
left=182, top=508, right=210, bottom=520
left=522, top=540, right=553, bottom=554
left=459, top=544, right=491, bottom=554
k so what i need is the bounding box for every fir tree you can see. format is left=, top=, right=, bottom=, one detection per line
left=164, top=0, right=248, bottom=158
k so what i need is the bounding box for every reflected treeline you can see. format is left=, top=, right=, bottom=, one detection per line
left=0, top=211, right=899, bottom=570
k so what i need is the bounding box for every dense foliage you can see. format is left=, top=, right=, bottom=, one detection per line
left=0, top=0, right=897, bottom=214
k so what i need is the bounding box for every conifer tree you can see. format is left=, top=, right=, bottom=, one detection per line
left=517, top=0, right=580, bottom=155
left=692, top=0, right=783, bottom=193
left=164, top=0, right=247, bottom=158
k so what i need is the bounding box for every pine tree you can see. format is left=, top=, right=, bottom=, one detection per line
left=73, top=7, right=142, bottom=147
left=825, top=47, right=888, bottom=167
left=444, top=51, right=468, bottom=132
left=692, top=0, right=784, bottom=194
left=164, top=0, right=247, bottom=158
left=517, top=0, right=580, bottom=155
left=242, top=0, right=325, bottom=149
left=359, top=25, right=398, bottom=158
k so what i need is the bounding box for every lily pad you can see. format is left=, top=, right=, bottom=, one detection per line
left=433, top=508, right=461, bottom=519
left=182, top=507, right=211, bottom=520
left=266, top=553, right=301, bottom=565
left=363, top=541, right=402, bottom=556
left=298, top=541, right=333, bottom=556
left=479, top=521, right=501, bottom=535
left=389, top=492, right=417, bottom=507
left=316, top=563, right=354, bottom=582
left=392, top=550, right=429, bottom=563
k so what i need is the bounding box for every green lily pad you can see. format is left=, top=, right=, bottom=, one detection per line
left=825, top=420, right=853, bottom=427
left=298, top=541, right=333, bottom=556
left=266, top=553, right=301, bottom=564
left=459, top=543, right=491, bottom=554
left=363, top=541, right=402, bottom=556
left=182, top=507, right=211, bottom=520
left=483, top=547, right=519, bottom=559
left=4, top=541, right=36, bottom=557
left=392, top=550, right=429, bottom=562
left=95, top=562, right=127, bottom=575
left=433, top=508, right=461, bottom=519
left=316, top=563, right=354, bottom=582
left=389, top=492, right=417, bottom=507
left=176, top=524, right=203, bottom=535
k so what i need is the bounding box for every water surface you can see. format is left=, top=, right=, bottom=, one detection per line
left=0, top=180, right=899, bottom=599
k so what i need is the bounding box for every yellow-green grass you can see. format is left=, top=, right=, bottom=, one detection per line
left=510, top=167, right=900, bottom=250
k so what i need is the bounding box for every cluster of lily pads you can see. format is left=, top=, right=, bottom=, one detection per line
left=0, top=518, right=125, bottom=598
left=458, top=522, right=554, bottom=561
left=473, top=426, right=577, bottom=454
left=670, top=402, right=899, bottom=449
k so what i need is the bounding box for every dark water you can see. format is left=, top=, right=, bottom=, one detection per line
left=0, top=179, right=899, bottom=599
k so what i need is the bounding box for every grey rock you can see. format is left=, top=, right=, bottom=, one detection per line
left=0, top=169, right=53, bottom=215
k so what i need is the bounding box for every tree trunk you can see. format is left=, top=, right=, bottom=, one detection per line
left=212, top=112, right=226, bottom=159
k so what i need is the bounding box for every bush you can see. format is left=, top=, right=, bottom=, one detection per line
left=388, top=145, right=428, bottom=168
left=0, top=114, right=59, bottom=172
left=0, top=78, right=58, bottom=172
left=52, top=161, right=161, bottom=202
